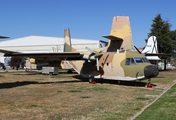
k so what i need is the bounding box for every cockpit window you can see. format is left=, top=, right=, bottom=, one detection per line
left=131, top=58, right=136, bottom=65
left=126, top=58, right=149, bottom=65
left=125, top=58, right=136, bottom=65
left=134, top=58, right=143, bottom=63
left=125, top=58, right=130, bottom=65
left=142, top=58, right=146, bottom=62
left=144, top=58, right=150, bottom=63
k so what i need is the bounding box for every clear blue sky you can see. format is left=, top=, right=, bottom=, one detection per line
left=1, top=0, right=176, bottom=48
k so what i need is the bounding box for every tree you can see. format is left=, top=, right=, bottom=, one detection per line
left=8, top=57, right=26, bottom=70
left=170, top=30, right=176, bottom=52
left=146, top=14, right=176, bottom=58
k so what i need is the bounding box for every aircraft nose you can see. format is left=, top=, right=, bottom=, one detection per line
left=144, top=65, right=159, bottom=78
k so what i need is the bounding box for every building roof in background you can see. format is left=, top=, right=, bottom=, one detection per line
left=0, top=36, right=104, bottom=47
left=138, top=47, right=143, bottom=50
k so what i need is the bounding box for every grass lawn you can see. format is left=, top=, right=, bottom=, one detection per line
left=135, top=84, right=176, bottom=120
left=0, top=69, right=175, bottom=119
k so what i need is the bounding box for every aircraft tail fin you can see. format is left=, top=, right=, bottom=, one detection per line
left=142, top=36, right=158, bottom=54
left=64, top=28, right=72, bottom=52
left=108, top=16, right=133, bottom=51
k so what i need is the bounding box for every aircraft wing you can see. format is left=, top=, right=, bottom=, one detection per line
left=4, top=52, right=84, bottom=60
left=0, top=49, right=19, bottom=54
left=0, top=48, right=99, bottom=61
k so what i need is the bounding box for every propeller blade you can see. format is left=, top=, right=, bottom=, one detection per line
left=99, top=47, right=107, bottom=53
left=96, top=58, right=99, bottom=71
left=85, top=46, right=95, bottom=53
left=85, top=46, right=101, bottom=71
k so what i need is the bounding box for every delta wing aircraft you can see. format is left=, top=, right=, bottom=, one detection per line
left=0, top=16, right=159, bottom=85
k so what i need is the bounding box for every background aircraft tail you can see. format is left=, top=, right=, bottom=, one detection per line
left=142, top=36, right=158, bottom=54
left=107, top=16, right=133, bottom=51
left=64, top=28, right=72, bottom=52
left=63, top=28, right=80, bottom=52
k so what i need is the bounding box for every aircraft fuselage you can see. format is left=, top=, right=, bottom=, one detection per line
left=67, top=51, right=159, bottom=81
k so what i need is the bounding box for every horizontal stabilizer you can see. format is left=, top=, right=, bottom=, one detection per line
left=146, top=56, right=161, bottom=61
left=102, top=35, right=123, bottom=52
left=0, top=36, right=9, bottom=39
left=102, top=35, right=123, bottom=41
left=145, top=53, right=171, bottom=56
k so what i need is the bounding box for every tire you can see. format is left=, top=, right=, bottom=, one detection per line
left=89, top=76, right=93, bottom=83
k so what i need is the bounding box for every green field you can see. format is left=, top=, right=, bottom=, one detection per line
left=135, top=83, right=176, bottom=120
left=0, top=69, right=175, bottom=119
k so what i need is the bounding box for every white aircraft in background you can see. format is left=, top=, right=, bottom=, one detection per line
left=142, top=36, right=161, bottom=61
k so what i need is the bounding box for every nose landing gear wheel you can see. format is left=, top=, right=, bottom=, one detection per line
left=89, top=76, right=94, bottom=83
left=146, top=78, right=151, bottom=86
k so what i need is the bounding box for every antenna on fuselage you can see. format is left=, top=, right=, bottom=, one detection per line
left=134, top=46, right=142, bottom=54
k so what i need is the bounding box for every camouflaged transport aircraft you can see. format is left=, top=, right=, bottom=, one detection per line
left=0, top=16, right=159, bottom=85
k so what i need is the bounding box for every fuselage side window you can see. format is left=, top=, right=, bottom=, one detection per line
left=134, top=58, right=143, bottom=63
left=145, top=58, right=150, bottom=63
left=125, top=58, right=130, bottom=65
left=131, top=58, right=136, bottom=65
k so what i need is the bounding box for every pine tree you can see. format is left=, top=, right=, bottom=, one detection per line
left=147, top=14, right=174, bottom=55
left=170, top=30, right=176, bottom=51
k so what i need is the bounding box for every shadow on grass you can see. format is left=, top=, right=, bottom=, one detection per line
left=0, top=80, right=83, bottom=89
left=0, top=74, right=157, bottom=89
left=96, top=79, right=148, bottom=87
left=73, top=75, right=148, bottom=87
left=12, top=72, right=42, bottom=76
left=58, top=71, right=77, bottom=74
left=13, top=71, right=77, bottom=76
